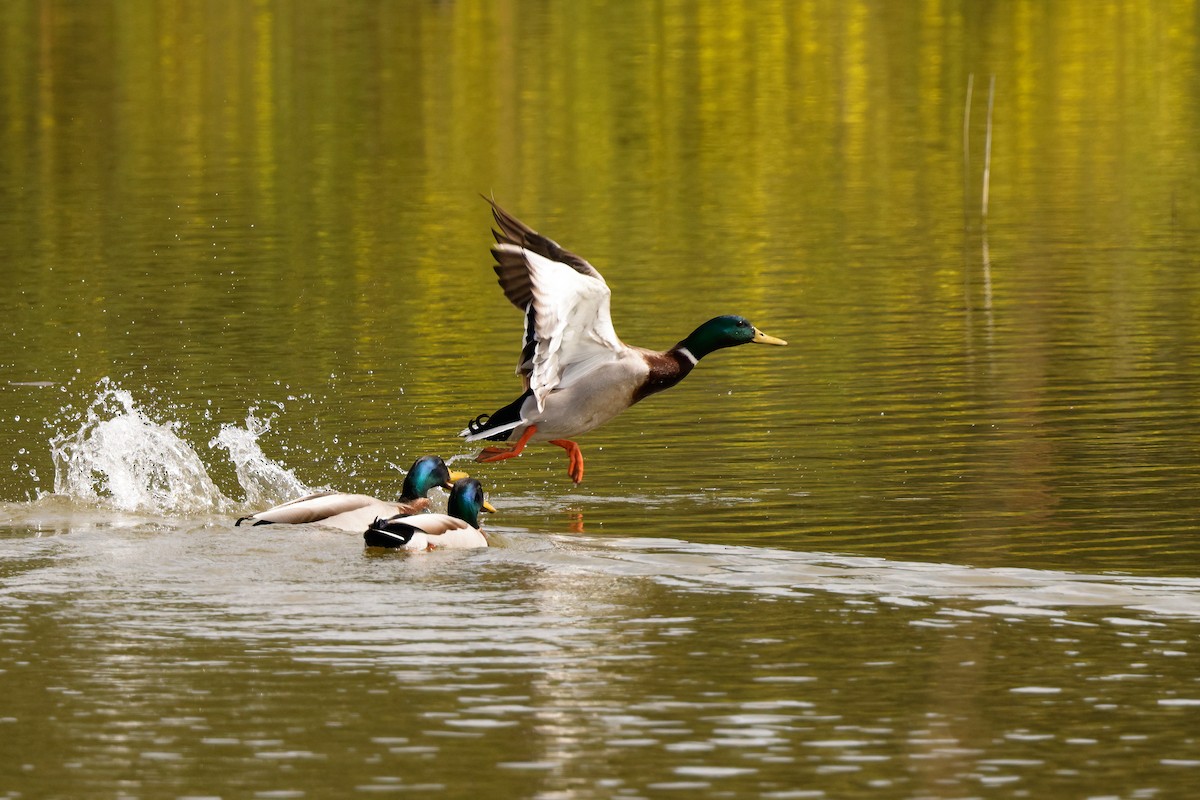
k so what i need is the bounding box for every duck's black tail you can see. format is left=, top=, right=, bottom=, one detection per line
left=459, top=390, right=532, bottom=442
left=364, top=517, right=419, bottom=549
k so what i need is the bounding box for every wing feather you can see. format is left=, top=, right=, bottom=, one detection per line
left=401, top=513, right=476, bottom=536
left=483, top=201, right=626, bottom=412
left=243, top=492, right=378, bottom=525
left=503, top=247, right=623, bottom=411
left=487, top=198, right=602, bottom=311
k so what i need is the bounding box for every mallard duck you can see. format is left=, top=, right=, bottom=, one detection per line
left=460, top=200, right=787, bottom=484
left=234, top=455, right=468, bottom=531
left=363, top=477, right=496, bottom=550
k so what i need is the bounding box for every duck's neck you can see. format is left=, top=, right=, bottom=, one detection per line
left=632, top=347, right=698, bottom=404
left=398, top=475, right=423, bottom=503
left=448, top=502, right=481, bottom=528
left=632, top=320, right=746, bottom=404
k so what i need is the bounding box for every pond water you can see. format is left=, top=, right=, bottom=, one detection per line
left=3, top=2, right=1200, bottom=798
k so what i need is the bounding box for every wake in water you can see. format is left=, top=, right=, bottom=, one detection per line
left=48, top=379, right=311, bottom=516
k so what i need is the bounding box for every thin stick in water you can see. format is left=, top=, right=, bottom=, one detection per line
left=982, top=75, right=995, bottom=220
left=963, top=72, right=974, bottom=206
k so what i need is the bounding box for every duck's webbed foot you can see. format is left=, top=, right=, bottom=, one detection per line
left=549, top=439, right=584, bottom=484
left=475, top=426, right=537, bottom=463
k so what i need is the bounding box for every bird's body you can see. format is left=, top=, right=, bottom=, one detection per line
left=236, top=491, right=413, bottom=532
left=235, top=456, right=467, bottom=532
left=461, top=200, right=787, bottom=483
left=364, top=477, right=496, bottom=551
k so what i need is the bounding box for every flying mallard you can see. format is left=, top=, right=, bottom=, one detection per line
left=460, top=200, right=787, bottom=484
left=235, top=455, right=467, bottom=531
left=363, top=477, right=496, bottom=550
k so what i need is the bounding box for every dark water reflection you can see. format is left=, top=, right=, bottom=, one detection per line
left=3, top=1, right=1200, bottom=797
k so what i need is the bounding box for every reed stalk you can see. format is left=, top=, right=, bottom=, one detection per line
left=982, top=75, right=995, bottom=221
left=963, top=72, right=974, bottom=213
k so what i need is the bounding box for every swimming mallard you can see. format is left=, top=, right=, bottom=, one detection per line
left=235, top=455, right=467, bottom=531
left=460, top=200, right=787, bottom=483
left=363, top=477, right=496, bottom=550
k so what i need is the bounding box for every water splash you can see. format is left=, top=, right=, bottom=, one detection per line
left=210, top=410, right=311, bottom=509
left=50, top=381, right=231, bottom=514
left=45, top=381, right=317, bottom=516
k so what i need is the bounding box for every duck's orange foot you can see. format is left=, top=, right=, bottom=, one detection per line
left=549, top=439, right=584, bottom=484
left=475, top=446, right=515, bottom=463
left=475, top=426, right=537, bottom=464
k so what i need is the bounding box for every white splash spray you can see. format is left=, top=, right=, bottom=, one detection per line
left=50, top=381, right=231, bottom=514
left=210, top=410, right=311, bottom=510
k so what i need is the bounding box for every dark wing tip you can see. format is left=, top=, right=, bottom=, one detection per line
left=480, top=195, right=601, bottom=278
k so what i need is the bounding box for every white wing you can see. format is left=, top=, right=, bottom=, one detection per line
left=508, top=246, right=624, bottom=411
left=401, top=513, right=478, bottom=536
left=484, top=201, right=627, bottom=413
left=240, top=492, right=397, bottom=528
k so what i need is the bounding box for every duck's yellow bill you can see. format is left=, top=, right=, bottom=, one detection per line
left=482, top=500, right=497, bottom=513
left=448, top=470, right=470, bottom=482
left=753, top=328, right=788, bottom=346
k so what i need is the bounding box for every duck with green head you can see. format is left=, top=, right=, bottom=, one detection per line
left=364, top=477, right=496, bottom=550
left=235, top=455, right=468, bottom=531
left=460, top=200, right=787, bottom=484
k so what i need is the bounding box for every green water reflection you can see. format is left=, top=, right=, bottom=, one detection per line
left=2, top=3, right=1200, bottom=795
left=5, top=0, right=1198, bottom=572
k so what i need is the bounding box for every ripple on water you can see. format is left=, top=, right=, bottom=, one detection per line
left=673, top=766, right=758, bottom=778
left=546, top=534, right=1200, bottom=622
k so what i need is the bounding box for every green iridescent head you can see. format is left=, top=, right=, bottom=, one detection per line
left=678, top=315, right=787, bottom=360
left=446, top=477, right=497, bottom=527
left=399, top=456, right=468, bottom=502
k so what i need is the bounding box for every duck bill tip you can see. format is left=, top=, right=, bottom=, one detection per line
left=753, top=328, right=788, bottom=346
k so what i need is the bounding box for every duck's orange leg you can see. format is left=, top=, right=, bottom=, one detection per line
left=476, top=425, right=537, bottom=463
left=549, top=439, right=584, bottom=484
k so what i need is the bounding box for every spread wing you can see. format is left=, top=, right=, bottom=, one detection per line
left=487, top=199, right=604, bottom=307
left=486, top=201, right=624, bottom=412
